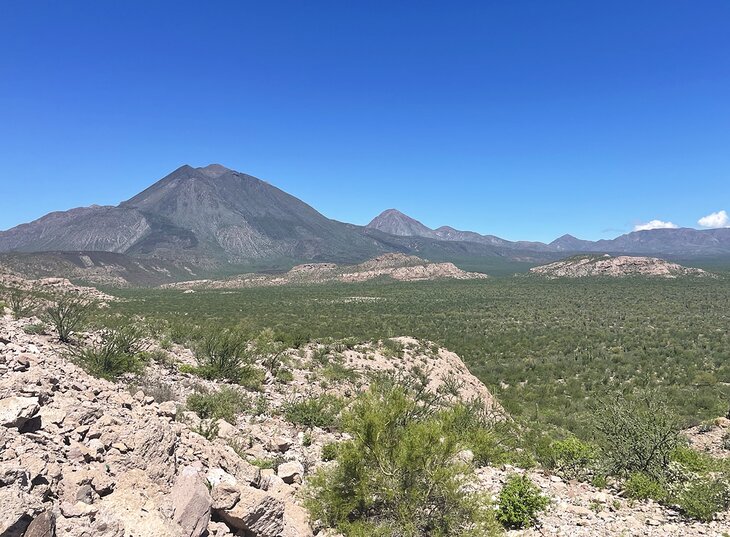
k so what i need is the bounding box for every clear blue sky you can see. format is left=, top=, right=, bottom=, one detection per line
left=1, top=1, right=729, bottom=241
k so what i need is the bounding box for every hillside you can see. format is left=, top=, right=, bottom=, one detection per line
left=529, top=254, right=712, bottom=279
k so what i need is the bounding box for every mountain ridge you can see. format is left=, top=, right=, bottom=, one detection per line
left=1, top=165, right=729, bottom=282
left=367, top=208, right=730, bottom=257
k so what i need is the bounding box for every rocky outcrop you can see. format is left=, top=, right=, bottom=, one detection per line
left=0, top=315, right=313, bottom=537
left=529, top=255, right=711, bottom=279
left=163, top=253, right=487, bottom=289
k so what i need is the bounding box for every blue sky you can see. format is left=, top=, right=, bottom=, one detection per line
left=1, top=1, right=729, bottom=241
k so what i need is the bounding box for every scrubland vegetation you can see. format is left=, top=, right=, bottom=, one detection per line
left=108, top=276, right=730, bottom=434
left=5, top=274, right=730, bottom=529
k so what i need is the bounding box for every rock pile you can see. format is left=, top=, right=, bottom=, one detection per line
left=0, top=316, right=313, bottom=537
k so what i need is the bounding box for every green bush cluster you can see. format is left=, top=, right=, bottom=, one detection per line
left=496, top=474, right=549, bottom=529
left=594, top=391, right=679, bottom=480
left=69, top=324, right=147, bottom=379
left=540, top=436, right=598, bottom=480
left=283, top=394, right=345, bottom=429
left=186, top=387, right=249, bottom=423
left=623, top=472, right=668, bottom=501
left=595, top=391, right=730, bottom=521
left=305, top=382, right=503, bottom=536
left=108, top=277, right=730, bottom=435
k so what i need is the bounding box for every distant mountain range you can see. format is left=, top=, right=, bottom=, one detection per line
left=1, top=164, right=729, bottom=283
left=367, top=209, right=730, bottom=257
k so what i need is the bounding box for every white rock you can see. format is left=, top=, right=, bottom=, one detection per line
left=277, top=461, right=304, bottom=484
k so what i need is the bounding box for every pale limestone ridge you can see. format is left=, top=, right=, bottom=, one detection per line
left=529, top=255, right=712, bottom=279
left=162, top=253, right=488, bottom=289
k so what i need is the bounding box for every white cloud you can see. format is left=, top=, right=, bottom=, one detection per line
left=633, top=219, right=679, bottom=232
left=697, top=210, right=729, bottom=229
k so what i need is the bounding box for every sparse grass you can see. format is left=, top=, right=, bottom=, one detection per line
left=22, top=322, right=47, bottom=335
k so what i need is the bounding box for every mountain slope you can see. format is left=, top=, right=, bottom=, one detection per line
left=0, top=205, right=150, bottom=253
left=0, top=165, right=387, bottom=265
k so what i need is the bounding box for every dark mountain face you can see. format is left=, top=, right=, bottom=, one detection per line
left=587, top=228, right=730, bottom=256
left=0, top=205, right=150, bottom=254
left=0, top=165, right=387, bottom=265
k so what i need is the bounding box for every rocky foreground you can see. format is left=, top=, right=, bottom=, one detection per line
left=529, top=254, right=711, bottom=279
left=2, top=311, right=729, bottom=535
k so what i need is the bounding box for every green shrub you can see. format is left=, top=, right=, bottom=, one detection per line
left=674, top=476, right=730, bottom=522
left=283, top=394, right=345, bottom=429
left=186, top=387, right=248, bottom=423
left=109, top=323, right=149, bottom=355
left=250, top=456, right=286, bottom=471
left=496, top=474, right=550, bottom=529
left=178, top=364, right=198, bottom=375
left=670, top=445, right=715, bottom=473
left=594, top=391, right=679, bottom=480
left=322, top=362, right=359, bottom=383
left=442, top=402, right=512, bottom=467
left=192, top=419, right=219, bottom=440
left=623, top=472, right=667, bottom=501
left=5, top=288, right=36, bottom=319
left=195, top=330, right=250, bottom=380
left=467, top=428, right=510, bottom=467
left=69, top=328, right=143, bottom=379
left=305, top=383, right=502, bottom=536
left=381, top=338, right=404, bottom=357
left=44, top=294, right=95, bottom=343
left=542, top=436, right=597, bottom=480
left=276, top=368, right=294, bottom=383
left=254, top=328, right=286, bottom=376
left=237, top=364, right=266, bottom=390
left=321, top=442, right=339, bottom=461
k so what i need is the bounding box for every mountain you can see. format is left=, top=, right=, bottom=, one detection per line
left=367, top=209, right=440, bottom=238
left=549, top=234, right=596, bottom=252
left=0, top=165, right=387, bottom=266
left=368, top=211, right=551, bottom=250
left=1, top=165, right=729, bottom=285
left=366, top=209, right=730, bottom=258
left=582, top=228, right=730, bottom=256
